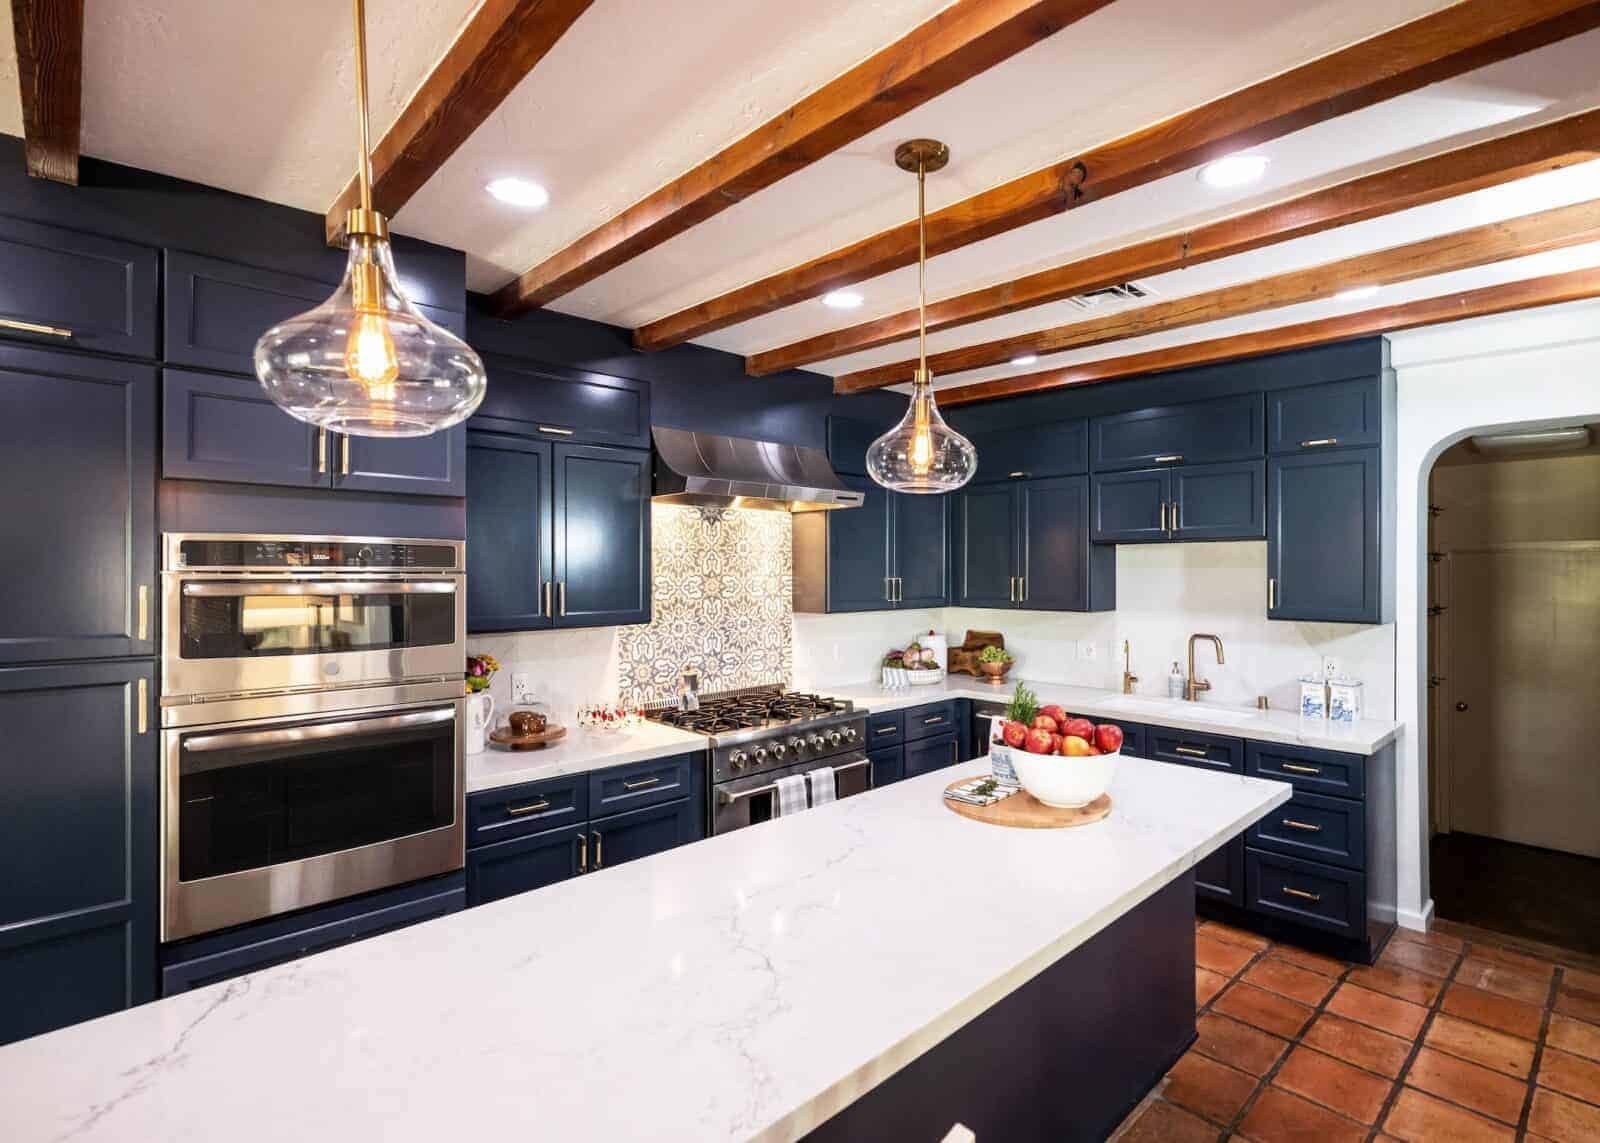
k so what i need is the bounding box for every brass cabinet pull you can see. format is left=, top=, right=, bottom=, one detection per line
left=1008, top=470, right=1028, bottom=479
left=317, top=428, right=327, bottom=474
left=623, top=776, right=660, bottom=791
left=923, top=715, right=945, bottom=725
left=558, top=581, right=566, bottom=617
left=0, top=316, right=73, bottom=338
left=1282, top=818, right=1323, bottom=833
left=341, top=435, right=351, bottom=476
left=874, top=725, right=897, bottom=735
left=592, top=830, right=602, bottom=869
left=1154, top=454, right=1183, bottom=463
left=1019, top=576, right=1027, bottom=603
left=538, top=425, right=574, bottom=436
left=1282, top=886, right=1322, bottom=903
left=1268, top=577, right=1278, bottom=610
left=1167, top=501, right=1178, bottom=532
left=1301, top=437, right=1339, bottom=448
left=885, top=577, right=893, bottom=602
left=1174, top=746, right=1208, bottom=757
left=1282, top=763, right=1322, bottom=775
left=543, top=581, right=553, bottom=618
left=1008, top=576, right=1016, bottom=603
left=507, top=799, right=551, bottom=816
left=577, top=833, right=587, bottom=874
left=137, top=585, right=149, bottom=641
left=136, top=678, right=148, bottom=735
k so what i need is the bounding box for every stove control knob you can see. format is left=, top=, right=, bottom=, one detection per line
left=787, top=736, right=806, bottom=752
left=807, top=734, right=826, bottom=750
left=729, top=750, right=749, bottom=771
left=841, top=727, right=858, bottom=744
left=753, top=747, right=769, bottom=765
left=769, top=743, right=787, bottom=759
left=827, top=730, right=843, bottom=747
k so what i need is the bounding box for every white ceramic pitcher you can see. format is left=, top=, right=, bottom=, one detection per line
left=465, top=691, right=496, bottom=754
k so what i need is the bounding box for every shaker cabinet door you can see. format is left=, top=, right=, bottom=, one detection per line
left=0, top=215, right=158, bottom=358
left=1019, top=475, right=1107, bottom=611
left=825, top=473, right=894, bottom=612
left=466, top=432, right=554, bottom=632
left=466, top=824, right=585, bottom=907
left=335, top=426, right=466, bottom=497
left=953, top=483, right=1017, bottom=608
left=162, top=368, right=325, bottom=488
left=1172, top=460, right=1265, bottom=541
left=1091, top=468, right=1169, bottom=543
left=552, top=444, right=652, bottom=628
left=892, top=490, right=951, bottom=608
left=1268, top=449, right=1381, bottom=623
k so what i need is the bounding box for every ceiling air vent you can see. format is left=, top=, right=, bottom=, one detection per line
left=1064, top=281, right=1155, bottom=310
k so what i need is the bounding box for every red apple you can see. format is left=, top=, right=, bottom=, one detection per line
left=1095, top=723, right=1124, bottom=754
left=1024, top=727, right=1056, bottom=755
left=1038, top=704, right=1067, bottom=726
left=1031, top=714, right=1059, bottom=734
left=1088, top=745, right=1104, bottom=755
left=1062, top=716, right=1095, bottom=741
left=1002, top=720, right=1028, bottom=749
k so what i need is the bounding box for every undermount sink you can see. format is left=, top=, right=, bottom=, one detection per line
left=1099, top=696, right=1264, bottom=725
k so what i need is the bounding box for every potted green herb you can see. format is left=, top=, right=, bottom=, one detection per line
left=977, top=643, right=1014, bottom=682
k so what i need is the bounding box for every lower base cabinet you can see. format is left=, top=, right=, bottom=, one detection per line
left=904, top=732, right=960, bottom=780
left=1195, top=838, right=1246, bottom=906
left=869, top=745, right=904, bottom=787
left=468, top=824, right=586, bottom=907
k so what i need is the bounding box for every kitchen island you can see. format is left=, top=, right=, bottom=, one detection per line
left=0, top=756, right=1289, bottom=1142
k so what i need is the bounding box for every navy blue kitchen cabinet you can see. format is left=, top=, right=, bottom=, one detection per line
left=1090, top=393, right=1264, bottom=472
left=161, top=872, right=466, bottom=995
left=466, top=435, right=651, bottom=632
left=827, top=415, right=884, bottom=476
left=0, top=214, right=159, bottom=359
left=869, top=745, right=905, bottom=787
left=1195, top=839, right=1247, bottom=908
left=0, top=661, right=157, bottom=1045
left=163, top=250, right=466, bottom=377
left=903, top=731, right=960, bottom=780
left=793, top=474, right=950, bottom=612
left=0, top=345, right=157, bottom=663
left=466, top=432, right=554, bottom=632
left=472, top=354, right=651, bottom=449
left=468, top=824, right=587, bottom=907
left=554, top=444, right=652, bottom=627
left=953, top=476, right=1112, bottom=611
left=1268, top=448, right=1382, bottom=623
left=1092, top=461, right=1262, bottom=543
left=1091, top=468, right=1168, bottom=543
left=1267, top=377, right=1382, bottom=453
left=1245, top=849, right=1366, bottom=941
left=163, top=366, right=466, bottom=495
left=589, top=799, right=697, bottom=871
left=970, top=419, right=1087, bottom=483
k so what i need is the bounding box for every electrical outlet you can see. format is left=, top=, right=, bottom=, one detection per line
left=511, top=672, right=534, bottom=704
left=1077, top=640, right=1098, bottom=662
left=1321, top=656, right=1339, bottom=681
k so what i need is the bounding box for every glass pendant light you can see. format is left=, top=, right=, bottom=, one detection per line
left=254, top=0, right=486, bottom=437
left=865, top=139, right=977, bottom=494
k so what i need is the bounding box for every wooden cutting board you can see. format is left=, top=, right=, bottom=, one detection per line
left=943, top=780, right=1111, bottom=829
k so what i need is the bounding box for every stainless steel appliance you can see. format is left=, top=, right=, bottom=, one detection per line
left=159, top=534, right=467, bottom=942
left=647, top=688, right=870, bottom=834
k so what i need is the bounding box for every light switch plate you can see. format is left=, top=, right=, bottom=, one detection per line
left=511, top=672, right=534, bottom=704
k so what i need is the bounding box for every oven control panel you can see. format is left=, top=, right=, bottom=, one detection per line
left=171, top=536, right=462, bottom=572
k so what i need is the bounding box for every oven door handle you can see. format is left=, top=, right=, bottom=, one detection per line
left=181, top=581, right=457, bottom=597
left=182, top=707, right=456, bottom=753
left=718, top=757, right=869, bottom=805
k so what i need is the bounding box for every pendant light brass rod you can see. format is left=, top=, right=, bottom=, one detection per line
left=917, top=157, right=927, bottom=382
left=353, top=0, right=374, bottom=214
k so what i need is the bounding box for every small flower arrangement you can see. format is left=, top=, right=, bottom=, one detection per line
left=465, top=652, right=501, bottom=694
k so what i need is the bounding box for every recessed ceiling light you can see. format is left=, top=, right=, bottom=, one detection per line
left=486, top=177, right=549, bottom=208
left=1197, top=154, right=1270, bottom=189
left=1335, top=285, right=1380, bottom=302
left=822, top=290, right=864, bottom=309
left=1010, top=354, right=1038, bottom=366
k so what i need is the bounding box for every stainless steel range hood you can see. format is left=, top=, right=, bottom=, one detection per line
left=651, top=426, right=863, bottom=512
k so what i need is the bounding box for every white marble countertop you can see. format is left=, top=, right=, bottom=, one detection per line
left=0, top=756, right=1290, bottom=1143
left=466, top=719, right=707, bottom=793
left=822, top=677, right=1402, bottom=754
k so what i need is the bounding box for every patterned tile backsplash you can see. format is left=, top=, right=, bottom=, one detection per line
left=616, top=505, right=793, bottom=705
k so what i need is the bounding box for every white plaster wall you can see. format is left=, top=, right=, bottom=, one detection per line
left=1386, top=296, right=1600, bottom=931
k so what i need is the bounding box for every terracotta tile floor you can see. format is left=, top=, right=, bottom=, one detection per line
left=1112, top=919, right=1600, bottom=1142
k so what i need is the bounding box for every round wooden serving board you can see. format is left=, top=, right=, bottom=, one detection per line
left=944, top=780, right=1111, bottom=829
left=489, top=724, right=568, bottom=751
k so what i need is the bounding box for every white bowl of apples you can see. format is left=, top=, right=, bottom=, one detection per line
left=993, top=700, right=1124, bottom=809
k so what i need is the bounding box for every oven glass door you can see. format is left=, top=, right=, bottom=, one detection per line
left=177, top=706, right=457, bottom=883
left=713, top=754, right=871, bottom=834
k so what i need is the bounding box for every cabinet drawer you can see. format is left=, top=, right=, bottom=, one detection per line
left=0, top=214, right=158, bottom=358
left=867, top=709, right=905, bottom=746
left=1267, top=378, right=1381, bottom=454
left=1247, top=742, right=1365, bottom=800
left=472, top=355, right=650, bottom=448
left=590, top=752, right=695, bottom=818
left=1248, top=791, right=1366, bottom=871
left=467, top=824, right=584, bottom=907
left=468, top=775, right=588, bottom=846
left=1091, top=393, right=1264, bottom=472
left=869, top=745, right=904, bottom=787
left=904, top=731, right=960, bottom=779
left=1246, top=848, right=1365, bottom=939
left=971, top=419, right=1087, bottom=482
left=904, top=700, right=958, bottom=741
left=1147, top=727, right=1245, bottom=773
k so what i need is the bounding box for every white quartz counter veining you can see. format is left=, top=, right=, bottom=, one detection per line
left=0, top=756, right=1290, bottom=1143
left=823, top=678, right=1402, bottom=754
left=466, top=719, right=707, bottom=793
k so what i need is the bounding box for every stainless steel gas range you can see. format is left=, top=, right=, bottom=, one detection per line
left=646, top=688, right=870, bottom=834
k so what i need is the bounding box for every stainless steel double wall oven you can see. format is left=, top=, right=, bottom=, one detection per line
left=159, top=534, right=467, bottom=942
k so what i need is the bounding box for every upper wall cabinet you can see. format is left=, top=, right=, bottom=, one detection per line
left=1267, top=378, right=1382, bottom=454
left=0, top=215, right=158, bottom=359
left=0, top=345, right=156, bottom=664
left=793, top=473, right=950, bottom=613
left=1268, top=449, right=1384, bottom=624
left=1091, top=393, right=1264, bottom=472
left=162, top=368, right=464, bottom=496
left=164, top=251, right=465, bottom=377
left=952, top=475, right=1113, bottom=612
left=1092, top=461, right=1264, bottom=543
left=828, top=415, right=883, bottom=477
left=472, top=355, right=650, bottom=450
left=969, top=419, right=1087, bottom=483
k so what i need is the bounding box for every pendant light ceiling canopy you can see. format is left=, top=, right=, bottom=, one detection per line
left=866, top=140, right=977, bottom=494
left=253, top=0, right=487, bottom=438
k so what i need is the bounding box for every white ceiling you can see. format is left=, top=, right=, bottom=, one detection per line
left=5, top=0, right=1599, bottom=391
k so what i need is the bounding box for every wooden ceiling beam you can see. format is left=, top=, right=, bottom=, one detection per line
left=635, top=0, right=1600, bottom=352
left=833, top=198, right=1600, bottom=391
left=936, top=265, right=1600, bottom=407
left=488, top=0, right=1116, bottom=315
left=324, top=0, right=595, bottom=245
left=11, top=0, right=84, bottom=184
left=750, top=109, right=1600, bottom=376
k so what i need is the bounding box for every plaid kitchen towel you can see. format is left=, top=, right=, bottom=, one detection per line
left=774, top=774, right=809, bottom=817
left=808, top=766, right=836, bottom=806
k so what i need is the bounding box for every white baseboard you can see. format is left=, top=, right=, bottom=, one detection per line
left=1393, top=899, right=1435, bottom=933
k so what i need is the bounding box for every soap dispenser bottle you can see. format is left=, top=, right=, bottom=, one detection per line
left=1167, top=660, right=1186, bottom=699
